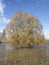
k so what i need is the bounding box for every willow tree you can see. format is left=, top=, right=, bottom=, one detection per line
left=2, top=12, right=45, bottom=47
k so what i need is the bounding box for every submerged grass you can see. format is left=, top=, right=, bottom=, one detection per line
left=0, top=47, right=49, bottom=65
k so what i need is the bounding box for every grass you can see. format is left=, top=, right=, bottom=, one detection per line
left=0, top=47, right=49, bottom=65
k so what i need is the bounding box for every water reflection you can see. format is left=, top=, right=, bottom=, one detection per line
left=0, top=44, right=49, bottom=65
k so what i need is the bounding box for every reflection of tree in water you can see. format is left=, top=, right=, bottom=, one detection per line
left=0, top=46, right=49, bottom=65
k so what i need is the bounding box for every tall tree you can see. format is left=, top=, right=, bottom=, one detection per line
left=2, top=12, right=45, bottom=47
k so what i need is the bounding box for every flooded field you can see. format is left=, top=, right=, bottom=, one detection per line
left=0, top=44, right=49, bottom=65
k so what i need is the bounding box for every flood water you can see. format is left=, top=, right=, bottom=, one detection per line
left=0, top=43, right=49, bottom=65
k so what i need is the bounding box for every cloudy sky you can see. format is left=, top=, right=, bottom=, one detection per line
left=0, top=0, right=49, bottom=39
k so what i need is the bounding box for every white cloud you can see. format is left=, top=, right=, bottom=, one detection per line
left=0, top=17, right=10, bottom=24
left=0, top=28, right=3, bottom=32
left=7, top=19, right=11, bottom=23
left=0, top=0, right=10, bottom=33
left=44, top=31, right=49, bottom=39
left=0, top=0, right=5, bottom=16
left=0, top=16, right=10, bottom=32
left=0, top=0, right=10, bottom=24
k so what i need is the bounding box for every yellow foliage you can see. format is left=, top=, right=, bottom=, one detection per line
left=2, top=12, right=45, bottom=47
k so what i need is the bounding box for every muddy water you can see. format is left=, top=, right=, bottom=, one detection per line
left=0, top=44, right=49, bottom=65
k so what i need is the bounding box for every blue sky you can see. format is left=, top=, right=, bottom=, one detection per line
left=0, top=0, right=49, bottom=39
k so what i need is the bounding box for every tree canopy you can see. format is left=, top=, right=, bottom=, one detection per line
left=2, top=12, right=45, bottom=47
